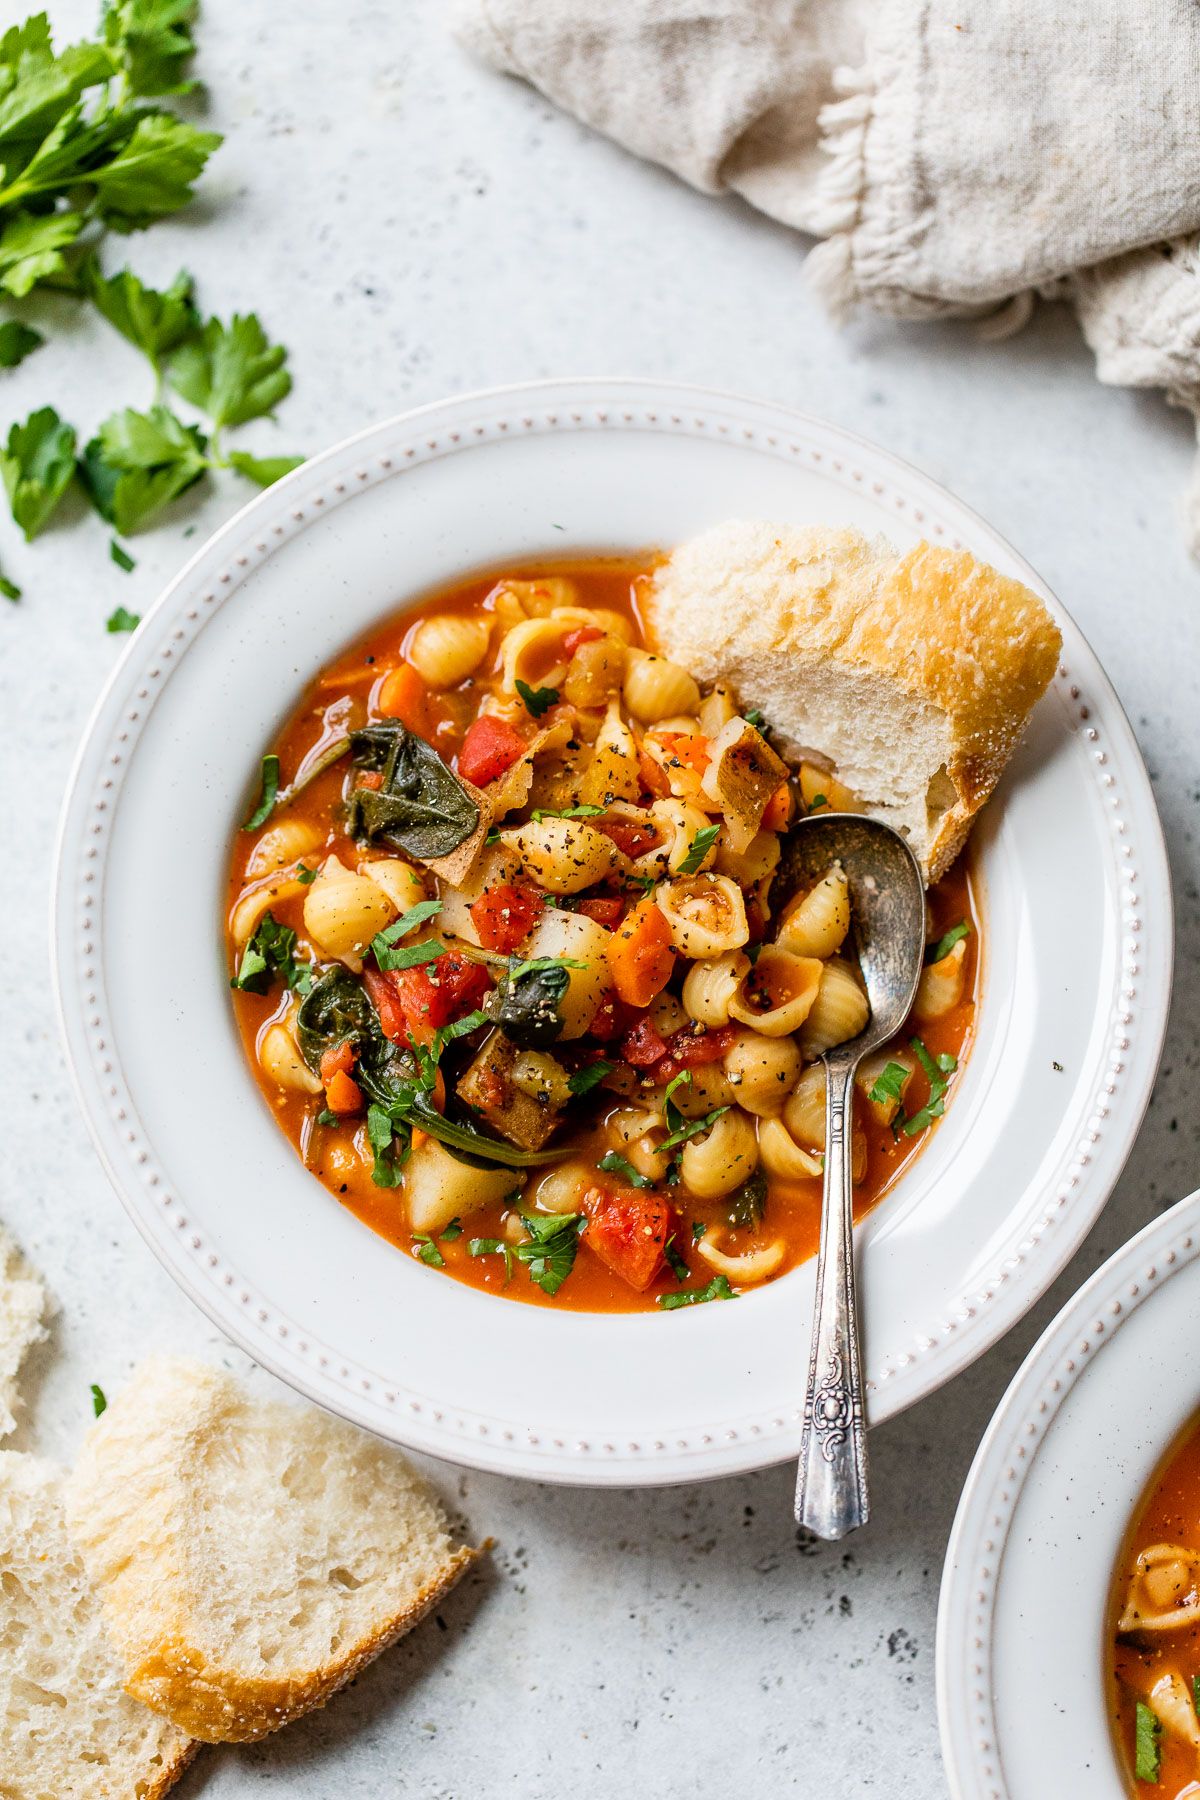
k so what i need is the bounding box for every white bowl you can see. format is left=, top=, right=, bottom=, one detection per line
left=938, top=1187, right=1200, bottom=1799
left=52, top=378, right=1172, bottom=1485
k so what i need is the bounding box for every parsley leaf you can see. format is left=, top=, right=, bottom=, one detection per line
left=105, top=604, right=140, bottom=632
left=90, top=1382, right=107, bottom=1417
left=231, top=910, right=311, bottom=996
left=0, top=319, right=42, bottom=366
left=657, top=1274, right=736, bottom=1309
left=83, top=257, right=199, bottom=369
left=243, top=753, right=279, bottom=830
left=530, top=803, right=605, bottom=822
left=664, top=1235, right=689, bottom=1283
left=0, top=210, right=83, bottom=297
left=80, top=404, right=209, bottom=534
left=899, top=1037, right=958, bottom=1136
left=1, top=406, right=76, bottom=538
left=867, top=1060, right=909, bottom=1110
left=440, top=1218, right=463, bottom=1241
left=102, top=0, right=201, bottom=99
left=744, top=708, right=765, bottom=729
left=690, top=1220, right=707, bottom=1242
left=413, top=1234, right=445, bottom=1268
left=926, top=920, right=970, bottom=964
left=0, top=569, right=20, bottom=601
left=726, top=1170, right=767, bottom=1229
left=468, top=1236, right=514, bottom=1283
left=109, top=538, right=136, bottom=572
left=516, top=1212, right=585, bottom=1296
left=366, top=1101, right=408, bottom=1188
left=373, top=936, right=446, bottom=973
left=169, top=311, right=290, bottom=432
left=227, top=448, right=305, bottom=488
left=677, top=824, right=720, bottom=876
left=1135, top=1700, right=1161, bottom=1783
left=90, top=114, right=222, bottom=230
left=370, top=899, right=444, bottom=969
left=514, top=678, right=558, bottom=718
left=296, top=862, right=318, bottom=885
left=507, top=954, right=587, bottom=982
left=808, top=793, right=828, bottom=811
left=568, top=1060, right=613, bottom=1097
left=597, top=1150, right=654, bottom=1190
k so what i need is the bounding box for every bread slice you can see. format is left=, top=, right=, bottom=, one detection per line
left=0, top=1451, right=196, bottom=1799
left=0, top=1226, right=48, bottom=1440
left=65, top=1357, right=481, bottom=1744
left=644, top=521, right=1062, bottom=882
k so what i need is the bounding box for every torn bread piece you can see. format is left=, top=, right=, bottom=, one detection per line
left=644, top=521, right=1062, bottom=883
left=0, top=1227, right=48, bottom=1439
left=66, top=1357, right=482, bottom=1744
left=0, top=1451, right=196, bottom=1799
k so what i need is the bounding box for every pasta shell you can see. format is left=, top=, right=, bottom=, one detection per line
left=913, top=938, right=968, bottom=1022
left=623, top=651, right=701, bottom=724
left=246, top=818, right=322, bottom=877
left=655, top=874, right=749, bottom=959
left=798, top=959, right=870, bottom=1058
left=777, top=865, right=851, bottom=959
left=359, top=858, right=428, bottom=913
left=727, top=947, right=823, bottom=1038
left=408, top=613, right=491, bottom=687
left=303, top=855, right=396, bottom=970
left=502, top=816, right=624, bottom=896
left=696, top=1231, right=786, bottom=1283
left=679, top=1108, right=758, bottom=1199
left=257, top=1019, right=321, bottom=1095
left=682, top=949, right=751, bottom=1027
left=500, top=617, right=569, bottom=692
left=758, top=1117, right=823, bottom=1181
left=722, top=1030, right=803, bottom=1116
left=230, top=875, right=308, bottom=947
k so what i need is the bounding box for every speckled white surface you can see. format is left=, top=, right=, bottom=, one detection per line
left=2, top=4, right=1199, bottom=1794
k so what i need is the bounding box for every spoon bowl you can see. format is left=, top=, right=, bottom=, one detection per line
left=783, top=812, right=926, bottom=1538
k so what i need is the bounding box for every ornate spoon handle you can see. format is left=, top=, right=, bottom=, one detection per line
left=794, top=1052, right=869, bottom=1538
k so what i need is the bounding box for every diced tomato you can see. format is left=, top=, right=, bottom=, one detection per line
left=583, top=1185, right=672, bottom=1291
left=607, top=898, right=675, bottom=1008
left=635, top=745, right=671, bottom=800
left=391, top=951, right=492, bottom=1037
left=586, top=991, right=621, bottom=1040
left=324, top=1069, right=363, bottom=1114
left=762, top=780, right=792, bottom=833
left=595, top=816, right=661, bottom=860
left=655, top=731, right=710, bottom=774
left=655, top=1023, right=739, bottom=1082
left=563, top=624, right=603, bottom=656
left=363, top=967, right=409, bottom=1042
left=319, top=1042, right=356, bottom=1083
left=377, top=662, right=431, bottom=736
left=356, top=770, right=384, bottom=791
left=470, top=882, right=544, bottom=953
left=619, top=1015, right=669, bottom=1069
left=576, top=896, right=625, bottom=928
left=458, top=714, right=528, bottom=787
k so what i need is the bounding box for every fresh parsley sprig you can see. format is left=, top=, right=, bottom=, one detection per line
left=516, top=1212, right=586, bottom=1296
left=231, top=910, right=312, bottom=997
left=898, top=1037, right=958, bottom=1136
left=596, top=1150, right=654, bottom=1190
left=657, top=1274, right=736, bottom=1310
left=514, top=678, right=558, bottom=718
left=677, top=824, right=720, bottom=876
left=926, top=920, right=970, bottom=964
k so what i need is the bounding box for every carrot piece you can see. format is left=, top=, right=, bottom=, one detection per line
left=324, top=1069, right=363, bottom=1114
left=377, top=662, right=430, bottom=736
left=655, top=731, right=710, bottom=774
left=319, top=1042, right=355, bottom=1083
left=762, top=780, right=792, bottom=833
left=606, top=897, right=675, bottom=1008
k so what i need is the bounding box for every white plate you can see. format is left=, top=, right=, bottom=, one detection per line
left=938, top=1188, right=1200, bottom=1799
left=52, top=378, right=1172, bottom=1486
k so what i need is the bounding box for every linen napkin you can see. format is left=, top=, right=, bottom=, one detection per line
left=453, top=0, right=1200, bottom=551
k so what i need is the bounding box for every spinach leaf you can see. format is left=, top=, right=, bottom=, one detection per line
left=232, top=911, right=312, bottom=997
left=296, top=966, right=383, bottom=1072
left=725, top=1170, right=767, bottom=1230
left=488, top=958, right=570, bottom=1047
left=347, top=719, right=479, bottom=861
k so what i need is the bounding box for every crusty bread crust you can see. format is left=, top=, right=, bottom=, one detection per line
left=644, top=522, right=1062, bottom=883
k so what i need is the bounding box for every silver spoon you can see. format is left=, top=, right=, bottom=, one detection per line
left=783, top=813, right=926, bottom=1539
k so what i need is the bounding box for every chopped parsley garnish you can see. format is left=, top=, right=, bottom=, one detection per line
left=413, top=1234, right=445, bottom=1268
left=1134, top=1700, right=1161, bottom=1783
left=807, top=792, right=828, bottom=812
left=726, top=1170, right=767, bottom=1229
left=109, top=539, right=136, bottom=572
left=899, top=1038, right=958, bottom=1136
left=370, top=898, right=444, bottom=969
left=597, top=1151, right=654, bottom=1190
left=744, top=708, right=765, bottom=729
left=657, top=1274, right=736, bottom=1310
left=926, top=920, right=970, bottom=964
left=507, top=954, right=587, bottom=983
left=315, top=1107, right=338, bottom=1126
left=691, top=1220, right=707, bottom=1242
left=530, top=803, right=605, bottom=822
left=243, top=753, right=280, bottom=829
left=232, top=911, right=312, bottom=996
left=677, top=824, right=720, bottom=876
left=296, top=862, right=318, bottom=884
left=568, top=1061, right=613, bottom=1097
left=623, top=872, right=658, bottom=897
left=90, top=1383, right=107, bottom=1418
left=485, top=828, right=502, bottom=845
left=440, top=1218, right=463, bottom=1241
left=664, top=1235, right=690, bottom=1283
left=516, top=1212, right=585, bottom=1295
left=515, top=678, right=558, bottom=718
left=435, top=1008, right=491, bottom=1049
left=867, top=1060, right=909, bottom=1111
left=105, top=604, right=140, bottom=632
left=366, top=1102, right=407, bottom=1188
left=469, top=1237, right=515, bottom=1283
left=659, top=1104, right=731, bottom=1154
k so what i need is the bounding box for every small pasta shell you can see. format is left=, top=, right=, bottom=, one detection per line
left=777, top=865, right=851, bottom=959
left=798, top=958, right=870, bottom=1058
left=408, top=614, right=491, bottom=687
left=532, top=1160, right=596, bottom=1216
left=623, top=651, right=701, bottom=724
left=645, top=1064, right=733, bottom=1118
left=855, top=1048, right=916, bottom=1126
left=500, top=617, right=569, bottom=692
left=551, top=604, right=635, bottom=643
left=714, top=827, right=780, bottom=887
left=502, top=816, right=624, bottom=895
left=494, top=577, right=580, bottom=618
left=728, top=947, right=823, bottom=1038
left=303, top=855, right=396, bottom=970
left=655, top=873, right=748, bottom=959
left=697, top=682, right=738, bottom=737
left=696, top=1232, right=786, bottom=1284
left=230, top=875, right=308, bottom=946
left=682, top=949, right=750, bottom=1027
left=258, top=1020, right=321, bottom=1095
left=648, top=991, right=688, bottom=1036
left=246, top=818, right=322, bottom=877
left=359, top=858, right=428, bottom=913
left=783, top=1063, right=827, bottom=1149
left=607, top=1107, right=671, bottom=1182
left=758, top=1117, right=823, bottom=1181
left=913, top=938, right=968, bottom=1022
left=722, top=1030, right=803, bottom=1117
left=631, top=798, right=716, bottom=879
left=679, top=1108, right=759, bottom=1199
left=799, top=762, right=864, bottom=813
